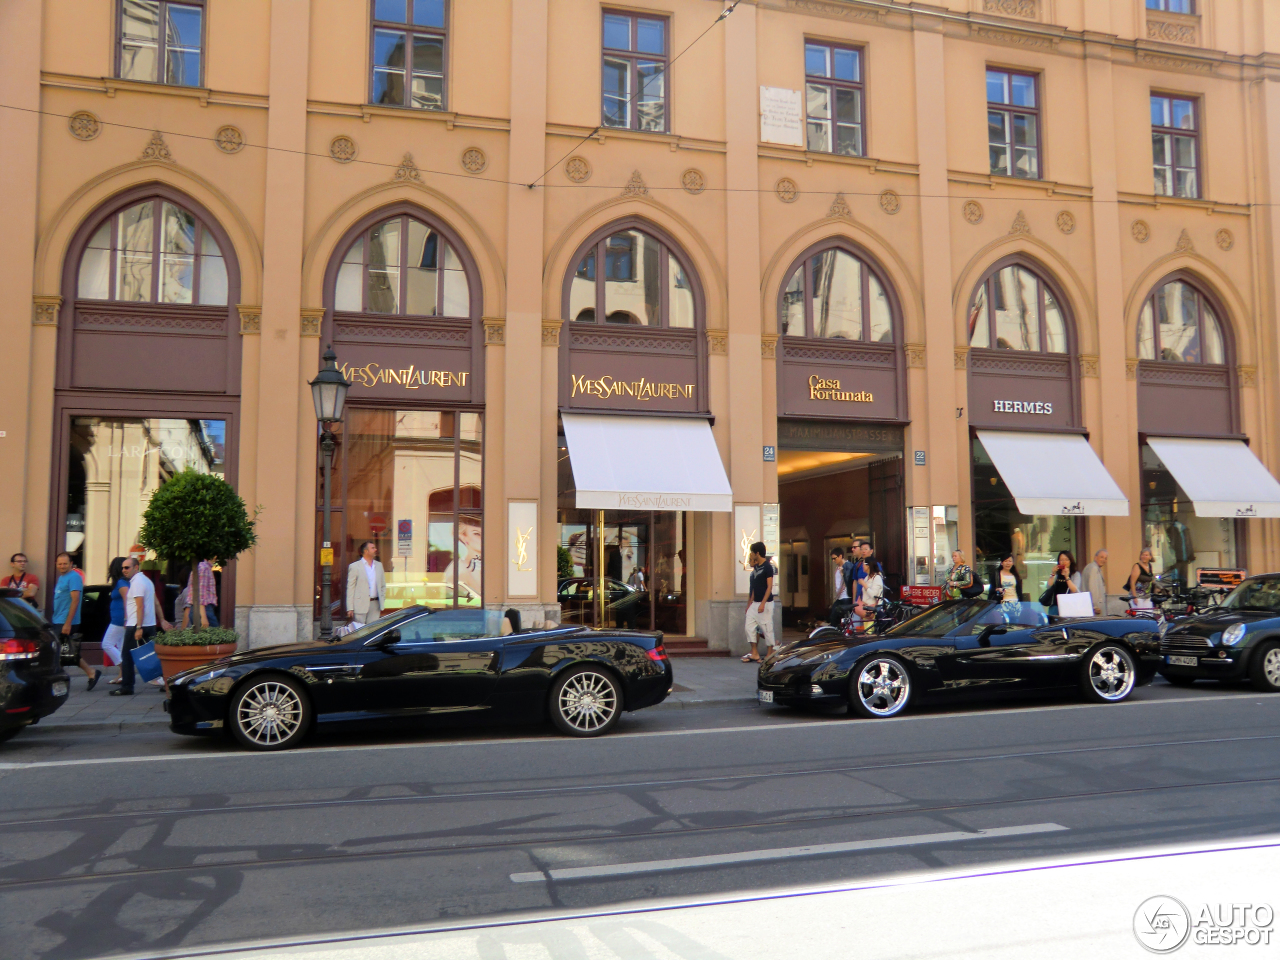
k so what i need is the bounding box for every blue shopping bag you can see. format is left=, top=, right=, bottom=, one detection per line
left=129, top=640, right=164, bottom=683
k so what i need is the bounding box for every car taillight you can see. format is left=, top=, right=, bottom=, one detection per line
left=647, top=643, right=668, bottom=661
left=0, top=638, right=40, bottom=661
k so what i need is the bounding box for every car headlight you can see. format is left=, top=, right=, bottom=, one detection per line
left=801, top=650, right=837, bottom=666
left=173, top=666, right=228, bottom=687
left=1222, top=623, right=1246, bottom=646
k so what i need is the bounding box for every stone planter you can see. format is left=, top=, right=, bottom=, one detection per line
left=154, top=643, right=238, bottom=680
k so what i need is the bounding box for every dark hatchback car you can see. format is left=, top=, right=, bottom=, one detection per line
left=167, top=606, right=673, bottom=750
left=0, top=590, right=71, bottom=742
left=758, top=598, right=1161, bottom=719
left=1159, top=574, right=1280, bottom=691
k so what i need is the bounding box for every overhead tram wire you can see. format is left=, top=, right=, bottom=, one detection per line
left=0, top=88, right=1271, bottom=207
left=527, top=0, right=743, bottom=189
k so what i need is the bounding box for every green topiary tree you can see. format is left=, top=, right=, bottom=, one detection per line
left=139, top=469, right=257, bottom=636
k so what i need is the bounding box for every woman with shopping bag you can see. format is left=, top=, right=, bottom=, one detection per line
left=100, top=557, right=129, bottom=684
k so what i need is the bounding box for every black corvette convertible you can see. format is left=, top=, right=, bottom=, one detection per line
left=758, top=599, right=1161, bottom=719
left=166, top=607, right=672, bottom=750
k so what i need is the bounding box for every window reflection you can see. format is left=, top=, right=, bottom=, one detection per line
left=334, top=215, right=470, bottom=318
left=968, top=264, right=1067, bottom=355
left=570, top=228, right=694, bottom=329
left=1139, top=279, right=1226, bottom=366
left=812, top=249, right=862, bottom=340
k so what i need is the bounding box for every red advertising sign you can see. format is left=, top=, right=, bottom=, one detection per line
left=900, top=585, right=943, bottom=605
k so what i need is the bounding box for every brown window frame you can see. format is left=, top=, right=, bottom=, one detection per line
left=1151, top=93, right=1200, bottom=200
left=803, top=40, right=866, bottom=158
left=779, top=243, right=897, bottom=343
left=115, top=0, right=207, bottom=88
left=333, top=213, right=469, bottom=318
left=369, top=0, right=449, bottom=111
left=1146, top=0, right=1195, bottom=13
left=1138, top=278, right=1226, bottom=365
left=78, top=198, right=224, bottom=305
left=967, top=261, right=1072, bottom=356
left=601, top=10, right=670, bottom=134
left=567, top=228, right=696, bottom=328
left=986, top=67, right=1041, bottom=181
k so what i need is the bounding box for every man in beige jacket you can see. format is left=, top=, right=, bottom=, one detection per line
left=346, top=540, right=387, bottom=624
left=1080, top=549, right=1108, bottom=616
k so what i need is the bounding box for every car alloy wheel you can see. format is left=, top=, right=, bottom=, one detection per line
left=550, top=667, right=622, bottom=736
left=1083, top=645, right=1136, bottom=703
left=230, top=677, right=310, bottom=750
left=850, top=656, right=911, bottom=719
left=1250, top=642, right=1280, bottom=693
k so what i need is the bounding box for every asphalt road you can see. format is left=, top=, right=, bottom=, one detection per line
left=2, top=678, right=1278, bottom=960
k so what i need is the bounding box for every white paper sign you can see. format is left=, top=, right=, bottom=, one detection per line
left=760, top=86, right=804, bottom=147
left=1057, top=592, right=1094, bottom=618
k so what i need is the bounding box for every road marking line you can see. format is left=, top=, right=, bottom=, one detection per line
left=509, top=822, right=1068, bottom=883
left=0, top=692, right=1268, bottom=771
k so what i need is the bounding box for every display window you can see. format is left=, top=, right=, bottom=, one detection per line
left=1140, top=442, right=1237, bottom=583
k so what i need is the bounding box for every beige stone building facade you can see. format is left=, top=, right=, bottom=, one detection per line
left=5, top=0, right=1280, bottom=651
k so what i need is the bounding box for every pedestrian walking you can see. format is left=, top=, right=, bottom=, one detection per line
left=101, top=557, right=129, bottom=685
left=944, top=550, right=974, bottom=599
left=52, top=552, right=101, bottom=690
left=741, top=542, right=775, bottom=663
left=113, top=555, right=158, bottom=696
left=1080, top=549, right=1108, bottom=615
left=827, top=546, right=854, bottom=626
left=5, top=553, right=40, bottom=605
left=187, top=558, right=220, bottom=628
left=988, top=552, right=1023, bottom=619
left=346, top=540, right=387, bottom=624
left=1126, top=547, right=1156, bottom=609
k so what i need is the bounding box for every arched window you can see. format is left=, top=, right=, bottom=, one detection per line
left=967, top=263, right=1068, bottom=354
left=567, top=226, right=695, bottom=327
left=333, top=213, right=470, bottom=317
left=1138, top=278, right=1225, bottom=364
left=780, top=245, right=893, bottom=342
left=77, top=198, right=228, bottom=306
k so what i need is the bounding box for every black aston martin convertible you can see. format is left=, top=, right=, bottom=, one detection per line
left=758, top=599, right=1161, bottom=718
left=166, top=607, right=672, bottom=750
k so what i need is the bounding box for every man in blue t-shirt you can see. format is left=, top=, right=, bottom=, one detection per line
left=54, top=552, right=100, bottom=689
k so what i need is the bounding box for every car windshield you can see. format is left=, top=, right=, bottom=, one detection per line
left=956, top=601, right=1052, bottom=634
left=1219, top=578, right=1280, bottom=614
left=327, top=606, right=428, bottom=643
left=884, top=599, right=989, bottom=637
left=0, top=597, right=46, bottom=640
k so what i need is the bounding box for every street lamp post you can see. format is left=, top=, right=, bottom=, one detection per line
left=309, top=344, right=351, bottom=641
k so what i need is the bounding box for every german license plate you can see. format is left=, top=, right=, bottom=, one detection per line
left=1167, top=655, right=1198, bottom=667
left=757, top=689, right=774, bottom=703
left=51, top=681, right=68, bottom=697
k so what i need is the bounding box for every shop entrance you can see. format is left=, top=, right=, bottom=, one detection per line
left=776, top=421, right=905, bottom=628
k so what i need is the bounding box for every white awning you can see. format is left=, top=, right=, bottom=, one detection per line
left=562, top=413, right=733, bottom=512
left=1146, top=437, right=1280, bottom=518
left=976, top=430, right=1129, bottom=517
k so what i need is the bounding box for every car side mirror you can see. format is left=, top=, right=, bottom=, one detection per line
left=977, top=625, right=1008, bottom=647
left=376, top=628, right=401, bottom=647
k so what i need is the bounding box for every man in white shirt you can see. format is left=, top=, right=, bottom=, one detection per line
left=346, top=540, right=387, bottom=624
left=113, top=556, right=158, bottom=696
left=1080, top=549, right=1108, bottom=616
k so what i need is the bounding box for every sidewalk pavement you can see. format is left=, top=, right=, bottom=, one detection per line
left=34, top=656, right=761, bottom=734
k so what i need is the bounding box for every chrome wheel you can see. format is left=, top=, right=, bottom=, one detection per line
left=235, top=680, right=305, bottom=747
left=1086, top=647, right=1135, bottom=702
left=1264, top=648, right=1280, bottom=688
left=852, top=657, right=910, bottom=718
left=552, top=669, right=620, bottom=736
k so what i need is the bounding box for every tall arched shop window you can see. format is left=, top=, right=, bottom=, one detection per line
left=77, top=198, right=228, bottom=305
left=567, top=227, right=696, bottom=327
left=781, top=244, right=894, bottom=341
left=967, top=262, right=1068, bottom=354
left=321, top=208, right=482, bottom=614
left=1137, top=279, right=1225, bottom=365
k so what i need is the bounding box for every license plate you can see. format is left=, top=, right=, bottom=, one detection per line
left=1167, top=655, right=1198, bottom=667
left=51, top=681, right=68, bottom=697
left=757, top=689, right=774, bottom=703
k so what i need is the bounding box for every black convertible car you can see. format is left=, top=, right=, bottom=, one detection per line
left=1159, top=574, right=1280, bottom=691
left=758, top=599, right=1161, bottom=718
left=166, top=607, right=672, bottom=750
